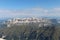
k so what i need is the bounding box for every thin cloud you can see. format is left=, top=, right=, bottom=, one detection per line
left=0, top=7, right=60, bottom=18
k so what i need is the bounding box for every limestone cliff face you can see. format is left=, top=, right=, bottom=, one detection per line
left=6, top=18, right=53, bottom=28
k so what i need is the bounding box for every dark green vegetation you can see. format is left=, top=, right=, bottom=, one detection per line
left=0, top=23, right=60, bottom=40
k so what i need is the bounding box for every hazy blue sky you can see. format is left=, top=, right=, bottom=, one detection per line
left=0, top=0, right=60, bottom=18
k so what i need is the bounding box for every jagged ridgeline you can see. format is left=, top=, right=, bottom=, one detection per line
left=0, top=18, right=60, bottom=40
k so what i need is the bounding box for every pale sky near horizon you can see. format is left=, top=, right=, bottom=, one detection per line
left=0, top=0, right=60, bottom=18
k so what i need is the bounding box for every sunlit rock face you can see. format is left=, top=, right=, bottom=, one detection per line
left=5, top=17, right=53, bottom=27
